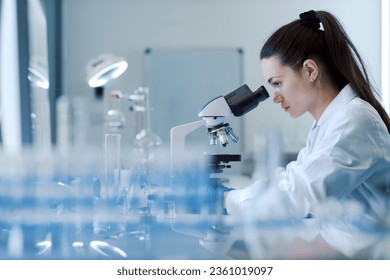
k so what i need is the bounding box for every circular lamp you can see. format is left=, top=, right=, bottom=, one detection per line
left=86, top=54, right=128, bottom=88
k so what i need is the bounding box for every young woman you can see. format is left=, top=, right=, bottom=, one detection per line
left=218, top=10, right=390, bottom=258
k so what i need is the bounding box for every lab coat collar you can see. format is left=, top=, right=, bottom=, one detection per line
left=314, top=84, right=356, bottom=129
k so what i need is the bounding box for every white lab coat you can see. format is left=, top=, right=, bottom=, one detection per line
left=226, top=84, right=390, bottom=257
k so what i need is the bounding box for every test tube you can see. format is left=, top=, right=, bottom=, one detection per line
left=104, top=133, right=121, bottom=202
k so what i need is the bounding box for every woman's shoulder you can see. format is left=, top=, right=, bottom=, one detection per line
left=322, top=95, right=388, bottom=144
left=329, top=85, right=384, bottom=128
left=345, top=97, right=385, bottom=129
left=338, top=97, right=390, bottom=153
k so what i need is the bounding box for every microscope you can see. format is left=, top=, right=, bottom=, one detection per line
left=169, top=84, right=269, bottom=254
left=170, top=84, right=269, bottom=174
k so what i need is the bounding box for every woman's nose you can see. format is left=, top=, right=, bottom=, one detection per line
left=273, top=94, right=283, bottom=104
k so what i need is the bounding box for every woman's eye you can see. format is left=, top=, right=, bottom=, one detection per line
left=274, top=82, right=281, bottom=89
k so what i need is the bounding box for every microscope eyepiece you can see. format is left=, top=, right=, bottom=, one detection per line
left=224, top=84, right=269, bottom=117
left=253, top=85, right=270, bottom=102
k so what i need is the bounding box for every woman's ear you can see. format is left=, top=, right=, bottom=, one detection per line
left=302, top=59, right=319, bottom=82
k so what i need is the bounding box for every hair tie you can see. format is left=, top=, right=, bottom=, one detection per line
left=299, top=10, right=321, bottom=30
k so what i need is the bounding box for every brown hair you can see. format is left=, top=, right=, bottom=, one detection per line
left=260, top=10, right=390, bottom=133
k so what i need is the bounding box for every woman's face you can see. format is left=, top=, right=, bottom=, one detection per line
left=261, top=56, right=317, bottom=118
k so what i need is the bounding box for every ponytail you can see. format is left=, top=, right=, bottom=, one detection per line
left=316, top=11, right=390, bottom=133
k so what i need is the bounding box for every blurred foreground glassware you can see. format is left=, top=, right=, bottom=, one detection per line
left=104, top=133, right=121, bottom=201
left=132, top=87, right=162, bottom=160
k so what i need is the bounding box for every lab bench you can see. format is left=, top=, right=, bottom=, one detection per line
left=0, top=151, right=389, bottom=260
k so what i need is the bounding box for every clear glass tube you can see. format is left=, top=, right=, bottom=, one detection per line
left=104, top=93, right=125, bottom=134
left=104, top=133, right=121, bottom=201
left=132, top=87, right=162, bottom=160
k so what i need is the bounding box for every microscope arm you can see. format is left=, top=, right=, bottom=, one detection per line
left=170, top=119, right=206, bottom=171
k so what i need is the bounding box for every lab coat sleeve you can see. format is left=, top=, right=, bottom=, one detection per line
left=225, top=178, right=267, bottom=216
left=226, top=176, right=306, bottom=219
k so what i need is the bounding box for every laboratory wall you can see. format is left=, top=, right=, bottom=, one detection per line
left=62, top=0, right=381, bottom=168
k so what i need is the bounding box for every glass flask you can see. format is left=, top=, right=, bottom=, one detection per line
left=131, top=87, right=162, bottom=161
